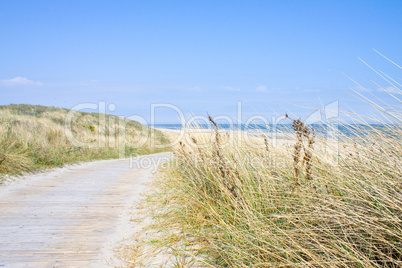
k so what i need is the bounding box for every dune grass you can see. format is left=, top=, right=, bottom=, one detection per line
left=0, top=104, right=170, bottom=178
left=127, top=110, right=401, bottom=266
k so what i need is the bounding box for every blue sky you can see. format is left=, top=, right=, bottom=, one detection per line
left=1, top=0, right=401, bottom=124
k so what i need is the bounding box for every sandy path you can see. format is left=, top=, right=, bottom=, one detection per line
left=0, top=152, right=173, bottom=267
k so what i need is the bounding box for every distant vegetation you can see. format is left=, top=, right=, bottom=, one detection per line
left=130, top=110, right=401, bottom=266
left=0, top=104, right=170, bottom=178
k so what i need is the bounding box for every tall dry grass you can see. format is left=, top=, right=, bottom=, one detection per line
left=0, top=104, right=170, bottom=178
left=128, top=109, right=401, bottom=266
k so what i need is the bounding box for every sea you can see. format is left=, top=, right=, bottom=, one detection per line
left=150, top=123, right=400, bottom=138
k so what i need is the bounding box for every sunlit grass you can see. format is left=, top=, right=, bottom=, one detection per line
left=0, top=104, right=170, bottom=178
left=128, top=105, right=401, bottom=267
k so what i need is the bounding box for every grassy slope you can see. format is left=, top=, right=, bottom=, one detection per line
left=0, top=104, right=170, bottom=177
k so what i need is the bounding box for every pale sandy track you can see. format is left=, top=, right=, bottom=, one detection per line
left=0, top=152, right=173, bottom=267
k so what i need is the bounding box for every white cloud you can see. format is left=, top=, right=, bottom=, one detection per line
left=0, top=77, right=43, bottom=86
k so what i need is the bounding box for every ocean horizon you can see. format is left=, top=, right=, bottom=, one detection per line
left=150, top=123, right=400, bottom=138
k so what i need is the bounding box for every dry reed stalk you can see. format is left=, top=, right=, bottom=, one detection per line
left=190, top=136, right=206, bottom=164
left=208, top=115, right=237, bottom=196
left=263, top=135, right=270, bottom=152
left=302, top=123, right=315, bottom=180
left=286, top=114, right=315, bottom=181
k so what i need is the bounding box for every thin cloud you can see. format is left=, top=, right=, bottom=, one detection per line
left=255, top=85, right=268, bottom=92
left=383, top=86, right=401, bottom=94
left=0, top=77, right=43, bottom=86
left=255, top=86, right=281, bottom=93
